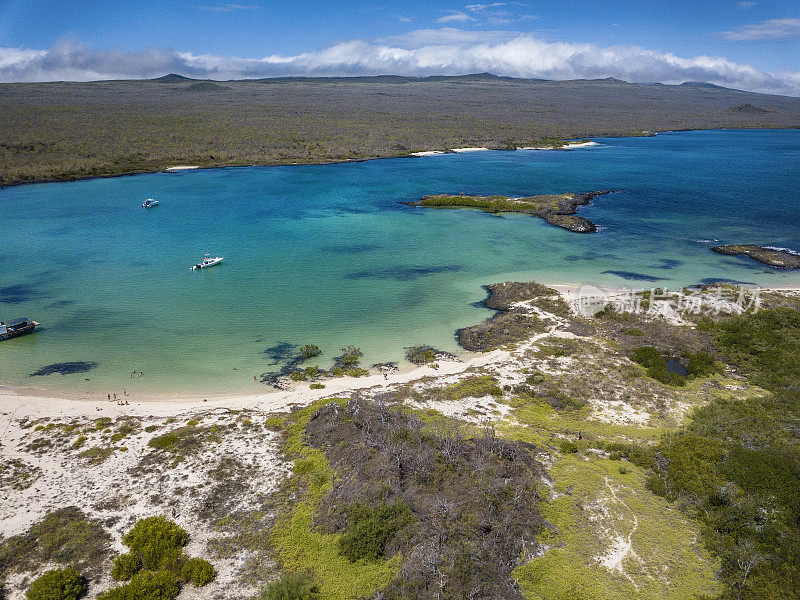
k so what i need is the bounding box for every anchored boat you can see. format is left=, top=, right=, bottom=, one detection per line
left=142, top=199, right=159, bottom=208
left=0, top=317, right=40, bottom=341
left=190, top=254, right=223, bottom=270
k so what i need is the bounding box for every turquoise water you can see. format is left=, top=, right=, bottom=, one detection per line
left=1, top=129, right=799, bottom=394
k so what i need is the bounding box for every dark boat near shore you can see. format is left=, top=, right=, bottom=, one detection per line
left=0, top=317, right=40, bottom=341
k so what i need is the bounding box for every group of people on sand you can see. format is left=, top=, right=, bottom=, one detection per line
left=107, top=391, right=130, bottom=405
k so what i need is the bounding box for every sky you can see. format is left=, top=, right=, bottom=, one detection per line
left=1, top=0, right=799, bottom=95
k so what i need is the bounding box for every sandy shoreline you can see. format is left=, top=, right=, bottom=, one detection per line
left=0, top=349, right=505, bottom=420
left=2, top=282, right=799, bottom=417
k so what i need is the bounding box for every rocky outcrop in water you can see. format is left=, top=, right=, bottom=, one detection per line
left=711, top=245, right=800, bottom=269
left=405, top=191, right=612, bottom=233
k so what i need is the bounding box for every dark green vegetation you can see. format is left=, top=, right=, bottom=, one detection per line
left=26, top=567, right=87, bottom=600
left=298, top=345, right=321, bottom=360
left=631, top=347, right=721, bottom=386
left=101, top=516, right=215, bottom=600
left=2, top=74, right=800, bottom=186
left=0, top=508, right=111, bottom=586
left=272, top=398, right=545, bottom=600
left=409, top=191, right=611, bottom=233
left=624, top=308, right=800, bottom=599
left=404, top=345, right=455, bottom=365
left=260, top=572, right=319, bottom=600
left=712, top=245, right=800, bottom=269
left=337, top=503, right=414, bottom=562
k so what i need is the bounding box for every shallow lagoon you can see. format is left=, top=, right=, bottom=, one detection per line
left=1, top=129, right=799, bottom=394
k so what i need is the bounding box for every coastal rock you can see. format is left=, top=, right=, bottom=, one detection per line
left=457, top=281, right=566, bottom=351
left=711, top=244, right=800, bottom=269
left=405, top=190, right=612, bottom=233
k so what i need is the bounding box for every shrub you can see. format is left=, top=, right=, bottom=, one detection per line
left=338, top=502, right=413, bottom=562
left=299, top=345, right=321, bottom=360
left=620, top=327, right=644, bottom=336
left=438, top=375, right=503, bottom=400
left=71, top=436, right=87, bottom=450
left=631, top=346, right=661, bottom=368
left=309, top=383, right=325, bottom=389
left=26, top=567, right=87, bottom=600
left=121, top=517, right=187, bottom=572
left=559, top=440, right=579, bottom=454
left=334, top=346, right=362, bottom=366
left=631, top=347, right=686, bottom=386
left=98, top=570, right=180, bottom=600
left=260, top=572, right=319, bottom=600
left=179, top=558, right=215, bottom=587
left=685, top=351, right=721, bottom=378
left=405, top=345, right=438, bottom=365
left=111, top=553, right=141, bottom=581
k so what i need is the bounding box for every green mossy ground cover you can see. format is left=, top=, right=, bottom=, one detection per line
left=268, top=400, right=400, bottom=600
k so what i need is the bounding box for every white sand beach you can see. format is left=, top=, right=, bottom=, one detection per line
left=409, top=150, right=447, bottom=157
left=450, top=147, right=489, bottom=152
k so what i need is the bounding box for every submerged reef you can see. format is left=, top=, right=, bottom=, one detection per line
left=29, top=361, right=99, bottom=376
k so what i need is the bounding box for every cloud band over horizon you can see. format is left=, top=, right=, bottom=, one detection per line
left=2, top=29, right=799, bottom=97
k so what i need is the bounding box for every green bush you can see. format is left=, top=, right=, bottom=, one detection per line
left=260, top=572, right=319, bottom=600
left=685, top=351, right=721, bottom=378
left=631, top=346, right=661, bottom=368
left=27, top=567, right=87, bottom=600
left=338, top=502, right=413, bottom=562
left=179, top=558, right=215, bottom=587
left=558, top=440, right=579, bottom=454
left=121, top=517, right=187, bottom=573
left=299, top=345, right=321, bottom=360
left=438, top=375, right=503, bottom=400
left=111, top=553, right=141, bottom=581
left=334, top=346, right=362, bottom=366
left=405, top=345, right=438, bottom=365
left=98, top=570, right=180, bottom=600
left=309, top=383, right=325, bottom=389
left=620, top=327, right=644, bottom=336
left=631, top=347, right=686, bottom=386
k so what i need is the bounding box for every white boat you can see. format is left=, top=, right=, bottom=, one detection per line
left=190, top=254, right=223, bottom=270
left=142, top=199, right=159, bottom=208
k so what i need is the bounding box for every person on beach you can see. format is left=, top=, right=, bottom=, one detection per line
left=131, top=370, right=135, bottom=378
left=107, top=393, right=111, bottom=401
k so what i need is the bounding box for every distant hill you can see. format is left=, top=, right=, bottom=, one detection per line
left=1, top=73, right=799, bottom=186
left=153, top=73, right=195, bottom=83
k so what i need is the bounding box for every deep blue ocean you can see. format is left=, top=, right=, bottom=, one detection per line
left=1, top=129, right=799, bottom=394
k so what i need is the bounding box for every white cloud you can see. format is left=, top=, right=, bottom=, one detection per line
left=465, top=3, right=508, bottom=10
left=436, top=12, right=475, bottom=24
left=721, top=17, right=800, bottom=40
left=1, top=31, right=799, bottom=96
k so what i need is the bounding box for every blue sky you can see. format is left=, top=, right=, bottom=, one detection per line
left=1, top=1, right=799, bottom=93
